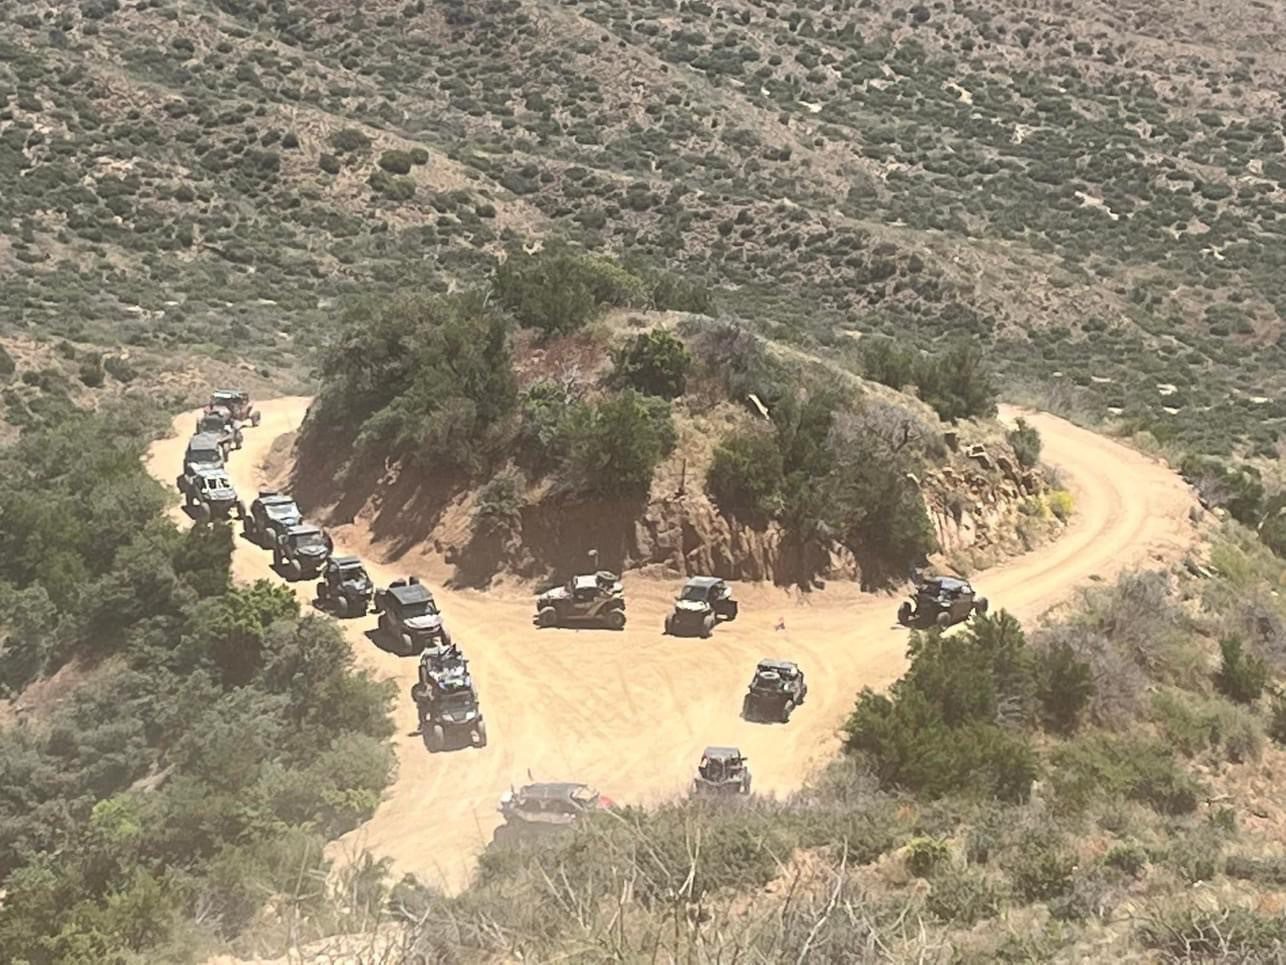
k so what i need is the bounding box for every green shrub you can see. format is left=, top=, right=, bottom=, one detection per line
left=378, top=149, right=413, bottom=175
left=707, top=429, right=784, bottom=518
left=1180, top=455, right=1264, bottom=525
left=1104, top=841, right=1149, bottom=877
left=566, top=390, right=675, bottom=498
left=1008, top=417, right=1042, bottom=468
left=329, top=127, right=370, bottom=153
left=1225, top=853, right=1286, bottom=886
left=1150, top=689, right=1263, bottom=762
left=1271, top=693, right=1286, bottom=745
left=369, top=169, right=415, bottom=201
left=319, top=153, right=341, bottom=175
left=1139, top=903, right=1286, bottom=960
left=610, top=329, right=692, bottom=399
left=103, top=355, right=136, bottom=383
left=1036, top=639, right=1093, bottom=734
left=492, top=246, right=601, bottom=335
left=409, top=147, right=429, bottom=165
left=860, top=337, right=918, bottom=390
left=905, top=836, right=950, bottom=877
left=1048, top=733, right=1203, bottom=815
left=1008, top=833, right=1077, bottom=901
left=645, top=270, right=714, bottom=314
left=915, top=341, right=997, bottom=422
left=473, top=468, right=526, bottom=537
left=1215, top=637, right=1267, bottom=704
left=925, top=866, right=998, bottom=924
left=0, top=343, right=15, bottom=381
left=77, top=354, right=105, bottom=387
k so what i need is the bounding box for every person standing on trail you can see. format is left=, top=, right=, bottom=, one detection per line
left=775, top=618, right=785, bottom=632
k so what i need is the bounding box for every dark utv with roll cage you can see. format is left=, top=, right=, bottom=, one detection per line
left=272, top=523, right=333, bottom=580
left=411, top=643, right=486, bottom=751
left=494, top=782, right=610, bottom=844
left=897, top=576, right=988, bottom=630
left=314, top=555, right=374, bottom=618
left=533, top=571, right=626, bottom=630
left=693, top=746, right=751, bottom=796
left=665, top=576, right=738, bottom=638
left=742, top=659, right=808, bottom=723
left=374, top=577, right=452, bottom=654
left=207, top=389, right=260, bottom=427
left=243, top=491, right=302, bottom=548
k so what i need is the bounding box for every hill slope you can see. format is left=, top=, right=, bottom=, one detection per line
left=3, top=0, right=1285, bottom=451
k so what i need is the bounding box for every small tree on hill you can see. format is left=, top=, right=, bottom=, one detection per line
left=1214, top=637, right=1267, bottom=704
left=611, top=330, right=693, bottom=399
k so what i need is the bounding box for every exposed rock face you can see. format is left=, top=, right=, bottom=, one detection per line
left=923, top=443, right=1049, bottom=559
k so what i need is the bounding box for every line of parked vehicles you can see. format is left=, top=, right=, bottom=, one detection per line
left=176, top=391, right=993, bottom=839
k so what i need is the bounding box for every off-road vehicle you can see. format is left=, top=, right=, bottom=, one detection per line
left=411, top=644, right=486, bottom=751
left=182, top=432, right=226, bottom=476
left=693, top=746, right=751, bottom=796
left=207, top=389, right=260, bottom=427
left=742, top=659, right=808, bottom=723
left=314, top=555, right=374, bottom=618
left=534, top=571, right=626, bottom=630
left=243, top=491, right=303, bottom=549
left=665, top=576, right=738, bottom=637
left=494, top=782, right=611, bottom=843
left=374, top=577, right=452, bottom=653
left=272, top=523, right=333, bottom=580
left=897, top=576, right=988, bottom=630
left=177, top=466, right=246, bottom=523
left=195, top=407, right=243, bottom=453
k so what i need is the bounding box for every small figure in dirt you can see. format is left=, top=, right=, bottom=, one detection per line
left=411, top=645, right=486, bottom=751
left=494, top=782, right=612, bottom=844
left=665, top=576, right=738, bottom=638
left=534, top=570, right=626, bottom=630
left=314, top=555, right=374, bottom=618
left=693, top=746, right=751, bottom=796
left=177, top=464, right=246, bottom=524
left=742, top=658, right=808, bottom=723
left=896, top=576, right=988, bottom=630
left=243, top=491, right=303, bottom=549
left=373, top=577, right=452, bottom=654
left=272, top=523, right=333, bottom=580
left=207, top=389, right=260, bottom=427
left=195, top=407, right=243, bottom=454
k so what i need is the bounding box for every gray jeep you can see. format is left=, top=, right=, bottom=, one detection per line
left=693, top=746, right=751, bottom=796
left=411, top=643, right=486, bottom=751
left=742, top=659, right=808, bottom=723
left=534, top=571, right=626, bottom=630
left=374, top=578, right=452, bottom=654
left=195, top=407, right=243, bottom=453
left=314, top=555, right=374, bottom=618
left=494, top=782, right=610, bottom=844
left=177, top=465, right=245, bottom=523
left=272, top=523, right=333, bottom=580
left=243, top=491, right=303, bottom=549
left=665, top=576, right=738, bottom=637
left=897, top=576, right=988, bottom=630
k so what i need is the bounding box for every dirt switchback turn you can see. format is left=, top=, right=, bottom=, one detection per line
left=146, top=399, right=1198, bottom=893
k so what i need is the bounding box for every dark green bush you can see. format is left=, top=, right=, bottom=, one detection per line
left=473, top=468, right=526, bottom=537
left=77, top=354, right=105, bottom=387
left=1215, top=636, right=1267, bottom=704
left=707, top=429, right=784, bottom=518
left=1047, top=733, right=1203, bottom=815
left=378, top=149, right=413, bottom=175
left=319, top=153, right=341, bottom=175
left=566, top=390, right=675, bottom=498
left=610, top=329, right=692, bottom=399
left=924, top=866, right=998, bottom=925
left=1104, top=841, right=1149, bottom=877
left=409, top=147, right=429, bottom=165
left=1008, top=833, right=1077, bottom=901
left=0, top=344, right=15, bottom=381
left=1008, top=417, right=1042, bottom=469
left=493, top=246, right=649, bottom=335
left=1036, top=640, right=1093, bottom=734
left=329, top=127, right=371, bottom=153
left=369, top=169, right=415, bottom=201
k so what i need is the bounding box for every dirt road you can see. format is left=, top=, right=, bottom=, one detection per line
left=147, top=398, right=1197, bottom=893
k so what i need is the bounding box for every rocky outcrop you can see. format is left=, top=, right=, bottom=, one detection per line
left=923, top=442, right=1050, bottom=559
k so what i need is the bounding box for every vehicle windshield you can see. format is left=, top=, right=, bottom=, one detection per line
left=338, top=566, right=367, bottom=582
left=440, top=691, right=475, bottom=710
left=680, top=584, right=711, bottom=602
left=293, top=532, right=326, bottom=551
left=401, top=600, right=437, bottom=617
left=189, top=448, right=220, bottom=465
left=265, top=503, right=299, bottom=520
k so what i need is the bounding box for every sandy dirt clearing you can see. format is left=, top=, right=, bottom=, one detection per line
left=146, top=398, right=1198, bottom=894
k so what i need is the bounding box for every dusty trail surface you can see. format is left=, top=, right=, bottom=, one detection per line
left=147, top=398, right=1197, bottom=893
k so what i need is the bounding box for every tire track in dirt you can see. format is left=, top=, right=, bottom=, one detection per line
left=146, top=399, right=1198, bottom=893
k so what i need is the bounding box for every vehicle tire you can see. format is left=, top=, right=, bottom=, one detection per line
left=195, top=503, right=211, bottom=523
left=897, top=602, right=913, bottom=627
left=537, top=606, right=558, bottom=628
left=251, top=411, right=261, bottom=427
left=782, top=699, right=795, bottom=723
left=235, top=500, right=246, bottom=521
left=429, top=724, right=445, bottom=752
left=743, top=775, right=752, bottom=795
left=742, top=694, right=753, bottom=721
left=334, top=595, right=349, bottom=618
left=935, top=611, right=951, bottom=629
left=287, top=559, right=302, bottom=581
left=475, top=720, right=488, bottom=747
left=606, top=609, right=626, bottom=631
left=272, top=549, right=282, bottom=567
left=244, top=518, right=256, bottom=542
left=974, top=596, right=989, bottom=615
left=401, top=632, right=415, bottom=654
left=664, top=614, right=674, bottom=636
left=440, top=628, right=453, bottom=648
left=701, top=615, right=715, bottom=638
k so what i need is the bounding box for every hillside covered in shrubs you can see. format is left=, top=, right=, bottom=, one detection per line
left=296, top=248, right=1034, bottom=586
left=0, top=407, right=396, bottom=961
